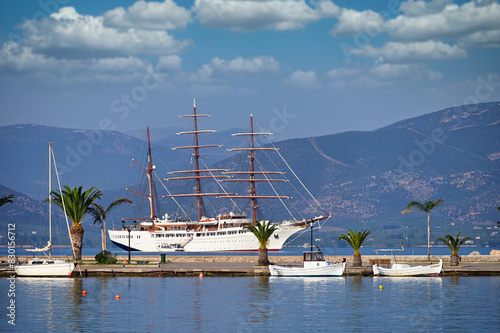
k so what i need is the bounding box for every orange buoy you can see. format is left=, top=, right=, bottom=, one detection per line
left=199, top=272, right=204, bottom=278
left=115, top=295, right=120, bottom=300
left=68, top=272, right=72, bottom=277
left=82, top=290, right=87, bottom=295
left=159, top=274, right=161, bottom=277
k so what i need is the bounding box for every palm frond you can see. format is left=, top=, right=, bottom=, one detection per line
left=405, top=200, right=426, bottom=211
left=435, top=232, right=472, bottom=255
left=244, top=220, right=278, bottom=250
left=105, top=198, right=133, bottom=214
left=338, top=229, right=372, bottom=254
left=49, top=185, right=102, bottom=225
left=88, top=204, right=106, bottom=225
left=0, top=194, right=14, bottom=207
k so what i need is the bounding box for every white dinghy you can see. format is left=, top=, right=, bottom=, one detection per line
left=372, top=246, right=442, bottom=277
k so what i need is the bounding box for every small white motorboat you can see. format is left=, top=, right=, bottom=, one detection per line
left=269, top=249, right=345, bottom=277
left=269, top=221, right=345, bottom=277
left=372, top=246, right=442, bottom=277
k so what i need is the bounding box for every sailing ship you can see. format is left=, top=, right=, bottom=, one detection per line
left=109, top=100, right=328, bottom=252
left=15, top=143, right=75, bottom=277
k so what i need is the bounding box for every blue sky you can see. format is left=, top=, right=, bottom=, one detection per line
left=0, top=0, right=499, bottom=141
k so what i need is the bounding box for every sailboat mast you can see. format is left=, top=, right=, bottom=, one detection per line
left=193, top=100, right=203, bottom=220
left=146, top=127, right=157, bottom=220
left=49, top=142, right=52, bottom=259
left=249, top=115, right=257, bottom=221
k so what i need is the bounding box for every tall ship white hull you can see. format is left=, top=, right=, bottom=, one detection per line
left=109, top=219, right=307, bottom=252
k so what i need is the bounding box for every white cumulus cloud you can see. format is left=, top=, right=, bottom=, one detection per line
left=189, top=56, right=280, bottom=83
left=384, top=1, right=500, bottom=42
left=284, top=70, right=320, bottom=88
left=193, top=0, right=339, bottom=31
left=369, top=63, right=443, bottom=81
left=0, top=40, right=159, bottom=82
left=350, top=41, right=468, bottom=63
left=103, top=0, right=192, bottom=30
left=399, top=0, right=453, bottom=17
left=330, top=8, right=384, bottom=37
left=326, top=67, right=363, bottom=80
left=19, top=7, right=191, bottom=59
left=211, top=56, right=280, bottom=73
left=157, top=55, right=182, bottom=72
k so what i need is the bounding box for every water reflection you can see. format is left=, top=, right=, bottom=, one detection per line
left=5, top=276, right=500, bottom=332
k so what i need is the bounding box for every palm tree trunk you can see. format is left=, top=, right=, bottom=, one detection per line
left=70, top=224, right=85, bottom=262
left=102, top=219, right=107, bottom=252
left=100, top=225, right=105, bottom=252
left=450, top=254, right=459, bottom=266
left=257, top=248, right=270, bottom=266
left=427, top=212, right=431, bottom=262
left=352, top=253, right=362, bottom=267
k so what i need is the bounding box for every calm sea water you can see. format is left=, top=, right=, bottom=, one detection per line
left=2, top=275, right=499, bottom=332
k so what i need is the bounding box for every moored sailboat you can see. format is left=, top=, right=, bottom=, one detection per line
left=15, top=143, right=75, bottom=277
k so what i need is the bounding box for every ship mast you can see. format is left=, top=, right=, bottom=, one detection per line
left=221, top=115, right=289, bottom=222
left=126, top=126, right=157, bottom=220
left=49, top=142, right=52, bottom=259
left=164, top=99, right=232, bottom=221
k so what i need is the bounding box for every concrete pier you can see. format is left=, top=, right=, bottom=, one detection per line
left=3, top=254, right=500, bottom=277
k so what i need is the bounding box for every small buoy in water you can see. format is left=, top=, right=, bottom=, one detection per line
left=159, top=274, right=161, bottom=277
left=379, top=285, right=383, bottom=290
left=82, top=290, right=87, bottom=295
left=199, top=272, right=204, bottom=278
left=68, top=272, right=71, bottom=277
left=124, top=260, right=127, bottom=265
left=115, top=295, right=120, bottom=300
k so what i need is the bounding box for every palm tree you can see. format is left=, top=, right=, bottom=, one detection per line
left=244, top=221, right=278, bottom=266
left=435, top=232, right=472, bottom=266
left=49, top=186, right=102, bottom=262
left=87, top=198, right=133, bottom=252
left=338, top=229, right=372, bottom=267
left=403, top=198, right=443, bottom=261
left=0, top=194, right=14, bottom=207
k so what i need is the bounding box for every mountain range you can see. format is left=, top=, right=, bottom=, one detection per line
left=1, top=102, right=499, bottom=248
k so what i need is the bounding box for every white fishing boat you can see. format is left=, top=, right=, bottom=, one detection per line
left=372, top=247, right=442, bottom=277
left=15, top=143, right=75, bottom=277
left=269, top=249, right=345, bottom=277
left=109, top=100, right=328, bottom=252
left=269, top=223, right=345, bottom=277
